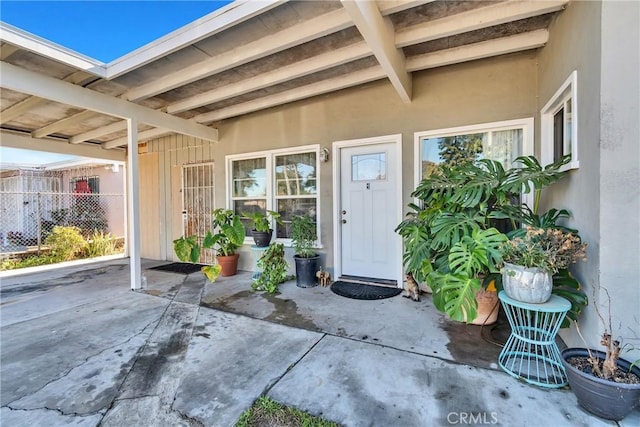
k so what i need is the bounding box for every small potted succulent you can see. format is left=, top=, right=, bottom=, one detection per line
left=242, top=210, right=282, bottom=247
left=290, top=214, right=320, bottom=288
left=501, top=225, right=587, bottom=303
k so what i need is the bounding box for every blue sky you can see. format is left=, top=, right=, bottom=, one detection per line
left=0, top=1, right=233, bottom=62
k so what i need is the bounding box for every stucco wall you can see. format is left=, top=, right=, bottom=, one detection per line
left=597, top=0, right=640, bottom=360
left=538, top=0, right=640, bottom=360
left=211, top=51, right=538, bottom=271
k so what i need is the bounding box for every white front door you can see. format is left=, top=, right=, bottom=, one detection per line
left=338, top=140, right=401, bottom=282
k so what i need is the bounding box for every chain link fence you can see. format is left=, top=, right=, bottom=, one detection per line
left=0, top=191, right=125, bottom=255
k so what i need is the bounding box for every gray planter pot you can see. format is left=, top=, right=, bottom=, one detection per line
left=502, top=262, right=552, bottom=303
left=561, top=348, right=640, bottom=421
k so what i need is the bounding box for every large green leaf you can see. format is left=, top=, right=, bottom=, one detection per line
left=552, top=269, right=588, bottom=327
left=202, top=264, right=222, bottom=282
left=431, top=271, right=482, bottom=322
left=173, top=235, right=200, bottom=263
left=429, top=211, right=485, bottom=251
left=449, top=228, right=506, bottom=280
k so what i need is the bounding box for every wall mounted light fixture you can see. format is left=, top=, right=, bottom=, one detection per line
left=320, top=147, right=330, bottom=162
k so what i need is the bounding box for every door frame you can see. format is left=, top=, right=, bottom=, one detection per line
left=332, top=134, right=404, bottom=288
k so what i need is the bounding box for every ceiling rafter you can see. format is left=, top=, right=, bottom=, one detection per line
left=395, top=0, right=568, bottom=47
left=106, top=0, right=285, bottom=78
left=1, top=130, right=125, bottom=161
left=124, top=8, right=353, bottom=102
left=31, top=109, right=96, bottom=138
left=167, top=41, right=371, bottom=114
left=194, top=66, right=386, bottom=124
left=193, top=30, right=550, bottom=124
left=103, top=128, right=172, bottom=149
left=0, top=70, right=93, bottom=125
left=328, top=0, right=411, bottom=102
left=0, top=43, right=20, bottom=60
left=376, top=0, right=436, bottom=16
left=69, top=120, right=127, bottom=144
left=406, top=29, right=549, bottom=71
left=1, top=61, right=218, bottom=142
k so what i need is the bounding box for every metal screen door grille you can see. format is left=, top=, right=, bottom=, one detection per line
left=182, top=163, right=215, bottom=265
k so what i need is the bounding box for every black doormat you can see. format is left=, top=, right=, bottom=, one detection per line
left=149, top=262, right=204, bottom=275
left=330, top=281, right=402, bottom=300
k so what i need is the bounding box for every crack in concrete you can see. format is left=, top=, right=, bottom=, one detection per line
left=5, top=316, right=162, bottom=409
left=261, top=333, right=328, bottom=397
left=4, top=403, right=104, bottom=418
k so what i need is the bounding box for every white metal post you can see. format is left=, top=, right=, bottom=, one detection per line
left=127, top=117, right=142, bottom=290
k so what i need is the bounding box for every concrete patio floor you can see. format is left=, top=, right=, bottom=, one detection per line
left=1, top=258, right=638, bottom=426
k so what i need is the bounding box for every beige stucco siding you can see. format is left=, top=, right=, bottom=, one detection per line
left=142, top=51, right=539, bottom=271
left=538, top=0, right=639, bottom=360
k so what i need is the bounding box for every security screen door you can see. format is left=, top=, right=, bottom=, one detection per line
left=182, top=162, right=215, bottom=265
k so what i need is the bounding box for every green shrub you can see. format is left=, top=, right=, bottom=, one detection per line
left=85, top=230, right=117, bottom=257
left=45, top=226, right=87, bottom=262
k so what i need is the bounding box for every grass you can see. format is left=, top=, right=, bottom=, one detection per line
left=235, top=396, right=340, bottom=427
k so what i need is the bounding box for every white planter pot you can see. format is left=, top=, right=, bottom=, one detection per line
left=502, top=262, right=553, bottom=303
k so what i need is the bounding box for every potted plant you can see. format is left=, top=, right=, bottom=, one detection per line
left=242, top=210, right=282, bottom=247
left=501, top=225, right=587, bottom=303
left=396, top=154, right=587, bottom=324
left=173, top=208, right=246, bottom=280
left=561, top=290, right=640, bottom=421
left=290, top=214, right=320, bottom=288
left=251, top=243, right=292, bottom=294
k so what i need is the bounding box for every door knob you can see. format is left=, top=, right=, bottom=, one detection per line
left=342, top=219, right=347, bottom=224
left=342, top=210, right=347, bottom=215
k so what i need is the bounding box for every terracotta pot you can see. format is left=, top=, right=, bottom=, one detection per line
left=466, top=289, right=499, bottom=325
left=561, top=348, right=640, bottom=421
left=502, top=262, right=552, bottom=303
left=217, top=253, right=239, bottom=276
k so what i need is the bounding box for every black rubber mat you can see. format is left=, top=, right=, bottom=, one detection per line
left=148, top=262, right=204, bottom=275
left=330, top=281, right=402, bottom=300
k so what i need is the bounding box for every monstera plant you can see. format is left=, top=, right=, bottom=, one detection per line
left=396, top=155, right=587, bottom=324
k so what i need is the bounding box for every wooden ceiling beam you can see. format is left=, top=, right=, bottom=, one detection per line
left=396, top=0, right=568, bottom=47
left=0, top=130, right=126, bottom=161
left=102, top=128, right=172, bottom=149
left=194, top=30, right=550, bottom=123
left=194, top=66, right=386, bottom=123
left=405, top=29, right=549, bottom=72
left=167, top=41, right=371, bottom=114
left=124, top=8, right=353, bottom=102
left=1, top=62, right=218, bottom=143
left=341, top=0, right=412, bottom=103
left=32, top=110, right=96, bottom=138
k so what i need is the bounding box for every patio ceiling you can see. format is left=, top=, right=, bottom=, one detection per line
left=0, top=0, right=568, bottom=156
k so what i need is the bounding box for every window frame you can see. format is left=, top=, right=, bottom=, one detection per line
left=414, top=118, right=535, bottom=208
left=226, top=144, right=321, bottom=247
left=541, top=70, right=579, bottom=170
left=70, top=175, right=99, bottom=193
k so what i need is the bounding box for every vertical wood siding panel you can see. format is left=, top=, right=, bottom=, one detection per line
left=139, top=153, right=161, bottom=259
